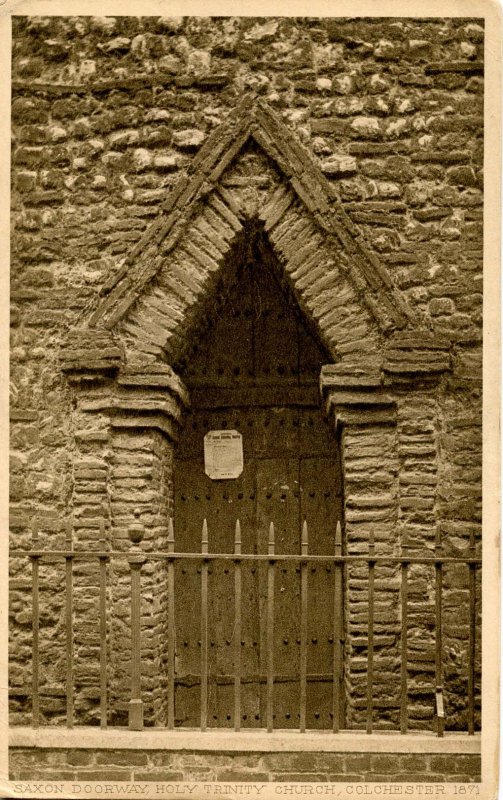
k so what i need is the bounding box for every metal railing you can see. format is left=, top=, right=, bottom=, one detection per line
left=10, top=519, right=481, bottom=735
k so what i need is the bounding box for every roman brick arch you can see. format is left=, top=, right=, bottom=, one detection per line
left=78, top=97, right=423, bottom=372
left=60, top=98, right=455, bottom=729
left=115, top=182, right=390, bottom=366
left=64, top=96, right=451, bottom=385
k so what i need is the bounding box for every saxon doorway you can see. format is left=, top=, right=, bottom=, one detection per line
left=173, top=228, right=344, bottom=730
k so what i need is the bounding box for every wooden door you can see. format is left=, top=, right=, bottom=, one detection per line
left=173, top=236, right=344, bottom=729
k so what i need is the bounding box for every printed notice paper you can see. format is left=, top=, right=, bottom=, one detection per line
left=204, top=430, right=244, bottom=480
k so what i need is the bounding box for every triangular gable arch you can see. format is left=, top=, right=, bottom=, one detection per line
left=63, top=98, right=451, bottom=388
left=115, top=181, right=387, bottom=371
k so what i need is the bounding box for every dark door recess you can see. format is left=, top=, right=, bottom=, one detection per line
left=174, top=231, right=344, bottom=730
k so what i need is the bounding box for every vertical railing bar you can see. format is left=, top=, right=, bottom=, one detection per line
left=65, top=520, right=74, bottom=729
left=200, top=519, right=209, bottom=732
left=266, top=522, right=275, bottom=733
left=299, top=520, right=308, bottom=733
left=128, top=544, right=145, bottom=731
left=167, top=518, right=176, bottom=731
left=234, top=520, right=242, bottom=732
left=468, top=528, right=476, bottom=735
left=31, top=518, right=40, bottom=729
left=435, top=528, right=444, bottom=737
left=99, top=519, right=108, bottom=729
left=400, top=538, right=409, bottom=734
left=332, top=520, right=343, bottom=733
left=366, top=525, right=375, bottom=735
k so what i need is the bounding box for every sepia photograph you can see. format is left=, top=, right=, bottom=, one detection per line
left=4, top=2, right=500, bottom=798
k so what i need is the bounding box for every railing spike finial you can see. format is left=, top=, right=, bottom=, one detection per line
left=99, top=517, right=106, bottom=548
left=65, top=518, right=73, bottom=549
left=235, top=519, right=241, bottom=552
left=202, top=518, right=208, bottom=554
left=302, top=519, right=308, bottom=556
left=31, top=516, right=39, bottom=546
left=335, top=520, right=342, bottom=558
left=369, top=524, right=375, bottom=557
left=268, top=521, right=275, bottom=555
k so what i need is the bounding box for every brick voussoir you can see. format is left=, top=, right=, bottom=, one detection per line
left=289, top=250, right=331, bottom=283
left=299, top=265, right=336, bottom=297
left=187, top=226, right=225, bottom=263
left=193, top=215, right=232, bottom=255
left=215, top=185, right=244, bottom=220
left=207, top=193, right=243, bottom=233
left=269, top=211, right=313, bottom=251
left=181, top=239, right=225, bottom=276
left=203, top=205, right=237, bottom=243
left=261, top=188, right=295, bottom=232
left=279, top=227, right=326, bottom=271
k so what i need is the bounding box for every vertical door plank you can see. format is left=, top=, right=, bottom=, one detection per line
left=256, top=455, right=300, bottom=728
left=174, top=458, right=206, bottom=727
left=251, top=262, right=299, bottom=387
left=175, top=408, right=260, bottom=728
left=300, top=457, right=342, bottom=729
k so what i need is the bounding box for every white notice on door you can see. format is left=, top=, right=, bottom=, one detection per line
left=204, top=430, right=243, bottom=480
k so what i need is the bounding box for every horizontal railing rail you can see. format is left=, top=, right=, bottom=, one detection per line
left=11, top=551, right=482, bottom=564
left=10, top=518, right=481, bottom=737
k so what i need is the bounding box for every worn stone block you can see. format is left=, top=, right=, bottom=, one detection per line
left=77, top=768, right=133, bottom=780
left=96, top=750, right=148, bottom=766
left=133, top=769, right=185, bottom=781
left=66, top=750, right=94, bottom=767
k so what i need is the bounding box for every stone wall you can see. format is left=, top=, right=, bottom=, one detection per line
left=9, top=747, right=481, bottom=783
left=10, top=15, right=482, bottom=733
